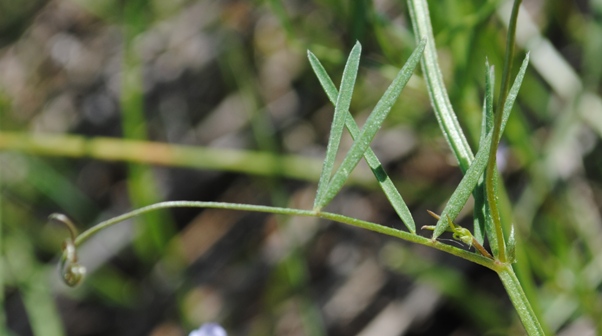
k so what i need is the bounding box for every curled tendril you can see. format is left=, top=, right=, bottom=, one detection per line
left=49, top=213, right=86, bottom=287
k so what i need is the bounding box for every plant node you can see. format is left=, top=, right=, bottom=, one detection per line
left=423, top=210, right=493, bottom=259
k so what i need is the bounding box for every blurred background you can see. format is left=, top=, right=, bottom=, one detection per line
left=1, top=0, right=601, bottom=335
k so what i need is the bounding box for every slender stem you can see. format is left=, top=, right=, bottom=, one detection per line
left=73, top=201, right=497, bottom=270
left=498, top=266, right=545, bottom=336
left=485, top=170, right=507, bottom=262
left=486, top=0, right=522, bottom=263
left=496, top=0, right=522, bottom=115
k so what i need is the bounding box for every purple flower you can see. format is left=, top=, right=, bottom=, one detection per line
left=189, top=323, right=227, bottom=336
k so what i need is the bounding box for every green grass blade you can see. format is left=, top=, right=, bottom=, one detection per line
left=432, top=54, right=529, bottom=240
left=473, top=63, right=495, bottom=245
left=23, top=268, right=66, bottom=336
left=308, top=50, right=416, bottom=233
left=313, top=42, right=362, bottom=209
left=315, top=39, right=426, bottom=210
left=120, top=6, right=174, bottom=258
left=5, top=235, right=65, bottom=336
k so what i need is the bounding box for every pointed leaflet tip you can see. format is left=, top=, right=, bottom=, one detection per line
left=308, top=42, right=418, bottom=233
left=307, top=50, right=338, bottom=104
left=313, top=42, right=362, bottom=209
left=315, top=39, right=425, bottom=210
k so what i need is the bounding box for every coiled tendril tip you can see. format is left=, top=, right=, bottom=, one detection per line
left=49, top=213, right=86, bottom=287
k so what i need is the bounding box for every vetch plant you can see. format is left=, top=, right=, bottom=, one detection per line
left=51, top=0, right=545, bottom=334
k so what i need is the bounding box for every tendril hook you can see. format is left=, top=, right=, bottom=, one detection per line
left=49, top=213, right=86, bottom=287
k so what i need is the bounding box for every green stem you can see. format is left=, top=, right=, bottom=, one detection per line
left=73, top=201, right=496, bottom=270
left=498, top=266, right=545, bottom=336
left=496, top=0, right=522, bottom=115
left=407, top=1, right=545, bottom=333
left=486, top=0, right=522, bottom=263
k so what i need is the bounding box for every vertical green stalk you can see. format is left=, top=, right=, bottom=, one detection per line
left=498, top=267, right=545, bottom=336
left=486, top=0, right=522, bottom=263
left=121, top=1, right=173, bottom=257
left=496, top=0, right=522, bottom=116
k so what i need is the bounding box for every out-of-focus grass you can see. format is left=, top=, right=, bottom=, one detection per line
left=120, top=0, right=175, bottom=261
left=1, top=0, right=602, bottom=335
